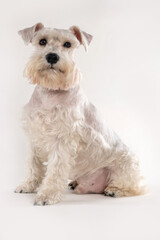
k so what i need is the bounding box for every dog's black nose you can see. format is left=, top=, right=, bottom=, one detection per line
left=46, top=53, right=59, bottom=64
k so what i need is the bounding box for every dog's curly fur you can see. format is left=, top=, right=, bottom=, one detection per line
left=15, top=23, right=146, bottom=205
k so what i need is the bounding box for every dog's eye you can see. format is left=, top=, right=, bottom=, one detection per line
left=63, top=42, right=71, bottom=48
left=39, top=39, right=47, bottom=46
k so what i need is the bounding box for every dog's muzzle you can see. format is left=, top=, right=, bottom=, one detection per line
left=46, top=53, right=60, bottom=65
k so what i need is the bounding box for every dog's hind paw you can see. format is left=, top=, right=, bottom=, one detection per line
left=68, top=180, right=78, bottom=190
left=104, top=186, right=125, bottom=197
left=104, top=191, right=115, bottom=197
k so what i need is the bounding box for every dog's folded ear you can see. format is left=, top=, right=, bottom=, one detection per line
left=18, top=23, right=44, bottom=45
left=69, top=26, right=93, bottom=51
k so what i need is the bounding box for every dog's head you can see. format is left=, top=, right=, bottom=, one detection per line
left=19, top=23, right=93, bottom=90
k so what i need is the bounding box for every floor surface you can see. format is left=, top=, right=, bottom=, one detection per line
left=1, top=185, right=160, bottom=240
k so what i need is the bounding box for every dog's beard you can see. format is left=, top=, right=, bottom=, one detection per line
left=24, top=56, right=81, bottom=90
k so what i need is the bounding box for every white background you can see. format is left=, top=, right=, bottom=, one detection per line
left=1, top=0, right=160, bottom=239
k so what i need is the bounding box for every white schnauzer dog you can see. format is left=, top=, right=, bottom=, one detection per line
left=15, top=23, right=146, bottom=205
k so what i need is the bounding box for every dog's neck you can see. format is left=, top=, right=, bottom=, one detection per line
left=27, top=83, right=87, bottom=111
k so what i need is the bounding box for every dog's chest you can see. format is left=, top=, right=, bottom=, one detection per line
left=22, top=85, right=83, bottom=151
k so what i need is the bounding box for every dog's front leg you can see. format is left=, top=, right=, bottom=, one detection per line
left=15, top=146, right=45, bottom=193
left=34, top=139, right=77, bottom=206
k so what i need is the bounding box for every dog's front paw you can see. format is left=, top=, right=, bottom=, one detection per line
left=34, top=191, right=62, bottom=206
left=15, top=181, right=37, bottom=193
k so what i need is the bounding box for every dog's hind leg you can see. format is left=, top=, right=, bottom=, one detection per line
left=104, top=177, right=147, bottom=198
left=103, top=153, right=147, bottom=197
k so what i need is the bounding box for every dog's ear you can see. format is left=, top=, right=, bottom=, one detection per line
left=69, top=26, right=93, bottom=51
left=18, top=23, right=44, bottom=45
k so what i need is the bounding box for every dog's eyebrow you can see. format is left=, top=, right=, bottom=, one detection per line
left=53, top=36, right=60, bottom=42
